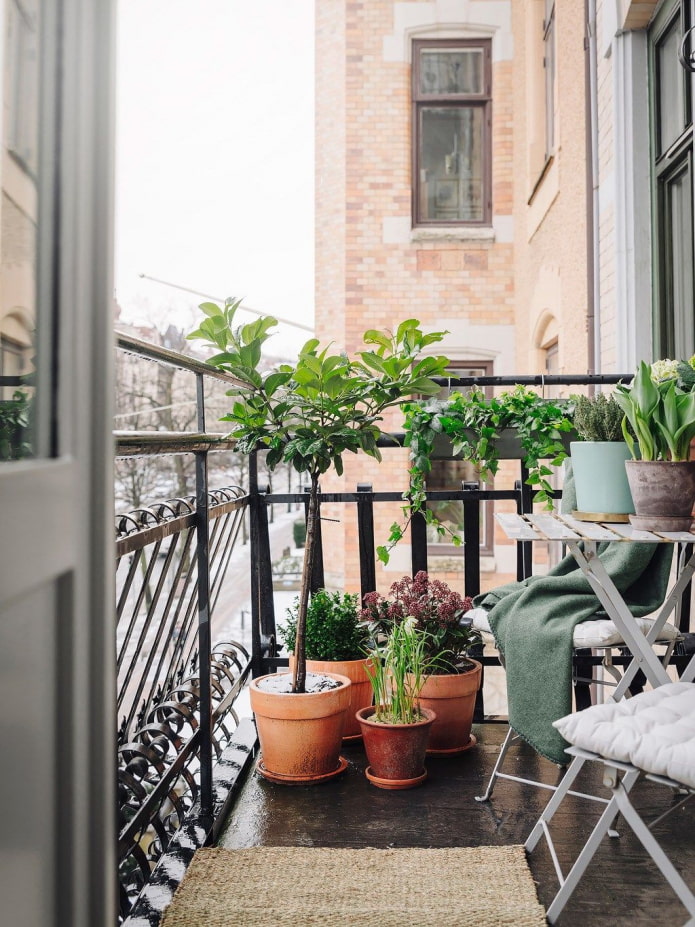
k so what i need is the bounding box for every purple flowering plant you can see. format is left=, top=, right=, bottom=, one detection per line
left=361, top=571, right=480, bottom=675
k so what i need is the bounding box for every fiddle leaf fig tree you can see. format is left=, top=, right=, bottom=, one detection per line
left=187, top=297, right=449, bottom=693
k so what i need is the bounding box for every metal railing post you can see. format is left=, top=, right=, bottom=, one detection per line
left=194, top=372, right=213, bottom=819
left=249, top=451, right=263, bottom=677
left=356, top=483, right=376, bottom=599
left=462, top=481, right=481, bottom=597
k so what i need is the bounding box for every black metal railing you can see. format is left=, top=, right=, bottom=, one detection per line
left=115, top=333, right=257, bottom=922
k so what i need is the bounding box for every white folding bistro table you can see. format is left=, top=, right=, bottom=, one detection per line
left=495, top=511, right=695, bottom=693
left=495, top=511, right=695, bottom=923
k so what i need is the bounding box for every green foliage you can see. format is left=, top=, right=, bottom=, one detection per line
left=281, top=590, right=368, bottom=661
left=188, top=297, right=450, bottom=691
left=361, top=571, right=479, bottom=673
left=614, top=358, right=695, bottom=461
left=365, top=621, right=430, bottom=724
left=187, top=298, right=450, bottom=482
left=0, top=390, right=32, bottom=460
left=292, top=519, right=307, bottom=548
left=377, top=385, right=574, bottom=562
left=570, top=392, right=626, bottom=442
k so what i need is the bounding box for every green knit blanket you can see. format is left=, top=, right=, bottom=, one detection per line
left=473, top=479, right=673, bottom=764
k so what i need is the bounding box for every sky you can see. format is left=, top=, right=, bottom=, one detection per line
left=114, top=0, right=315, bottom=354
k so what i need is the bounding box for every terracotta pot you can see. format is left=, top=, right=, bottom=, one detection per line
left=304, top=657, right=374, bottom=740
left=249, top=671, right=352, bottom=784
left=417, top=659, right=482, bottom=755
left=356, top=706, right=436, bottom=789
left=625, top=460, right=695, bottom=531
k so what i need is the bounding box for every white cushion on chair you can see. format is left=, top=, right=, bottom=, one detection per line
left=467, top=607, right=678, bottom=649
left=553, top=681, right=695, bottom=789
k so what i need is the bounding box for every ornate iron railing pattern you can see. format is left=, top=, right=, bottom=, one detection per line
left=115, top=487, right=247, bottom=740
left=115, top=487, right=253, bottom=920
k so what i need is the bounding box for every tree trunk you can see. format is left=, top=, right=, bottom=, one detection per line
left=291, top=471, right=319, bottom=692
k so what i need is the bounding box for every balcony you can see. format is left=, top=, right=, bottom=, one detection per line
left=114, top=334, right=695, bottom=927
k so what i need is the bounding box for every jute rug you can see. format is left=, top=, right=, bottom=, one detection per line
left=159, top=845, right=546, bottom=926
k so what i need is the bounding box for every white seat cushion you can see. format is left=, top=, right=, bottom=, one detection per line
left=553, top=681, right=695, bottom=789
left=467, top=606, right=678, bottom=649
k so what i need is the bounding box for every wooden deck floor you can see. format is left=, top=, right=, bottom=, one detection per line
left=219, top=722, right=694, bottom=926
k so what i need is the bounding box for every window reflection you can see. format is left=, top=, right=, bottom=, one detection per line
left=0, top=0, right=39, bottom=459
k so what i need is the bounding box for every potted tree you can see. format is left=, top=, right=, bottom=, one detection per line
left=614, top=357, right=695, bottom=531
left=361, top=571, right=482, bottom=755
left=568, top=391, right=635, bottom=521
left=379, top=384, right=575, bottom=560
left=356, top=621, right=436, bottom=789
left=281, top=589, right=372, bottom=740
left=187, top=298, right=449, bottom=782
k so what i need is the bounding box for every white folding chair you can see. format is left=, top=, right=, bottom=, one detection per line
left=525, top=682, right=695, bottom=925
left=472, top=607, right=680, bottom=802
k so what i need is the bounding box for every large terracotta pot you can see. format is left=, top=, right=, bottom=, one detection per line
left=249, top=671, right=352, bottom=784
left=417, top=660, right=482, bottom=755
left=356, top=706, right=436, bottom=790
left=625, top=460, right=695, bottom=531
left=304, top=657, right=373, bottom=740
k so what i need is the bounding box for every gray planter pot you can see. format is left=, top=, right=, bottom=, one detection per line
left=431, top=428, right=576, bottom=461
left=570, top=441, right=635, bottom=517
left=625, top=459, right=695, bottom=531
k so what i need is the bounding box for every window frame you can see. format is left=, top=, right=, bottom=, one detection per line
left=411, top=38, right=493, bottom=227
left=543, top=0, right=556, bottom=160
left=649, top=0, right=694, bottom=360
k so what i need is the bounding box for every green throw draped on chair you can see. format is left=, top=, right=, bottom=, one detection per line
left=473, top=470, right=674, bottom=764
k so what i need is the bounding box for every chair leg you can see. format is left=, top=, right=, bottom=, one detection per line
left=613, top=781, right=695, bottom=921
left=475, top=725, right=516, bottom=802
left=526, top=758, right=641, bottom=924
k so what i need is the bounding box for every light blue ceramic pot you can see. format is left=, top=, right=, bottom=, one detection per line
left=570, top=441, right=635, bottom=516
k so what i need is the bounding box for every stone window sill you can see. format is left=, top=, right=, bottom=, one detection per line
left=411, top=226, right=496, bottom=243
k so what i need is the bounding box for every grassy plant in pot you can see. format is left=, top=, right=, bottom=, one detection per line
left=362, top=571, right=482, bottom=754
left=281, top=589, right=373, bottom=740
left=615, top=358, right=695, bottom=532
left=568, top=392, right=635, bottom=521
left=188, top=299, right=449, bottom=783
left=356, top=621, right=436, bottom=789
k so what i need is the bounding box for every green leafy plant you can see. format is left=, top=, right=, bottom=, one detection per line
left=187, top=297, right=450, bottom=692
left=378, top=385, right=574, bottom=562
left=361, top=571, right=479, bottom=674
left=570, top=392, right=626, bottom=442
left=365, top=620, right=430, bottom=724
left=292, top=519, right=306, bottom=548
left=0, top=389, right=32, bottom=460
left=614, top=357, right=695, bottom=461
left=281, top=589, right=368, bottom=662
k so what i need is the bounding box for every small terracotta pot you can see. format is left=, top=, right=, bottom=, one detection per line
left=356, top=706, right=436, bottom=789
left=250, top=671, right=352, bottom=784
left=417, top=660, right=482, bottom=755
